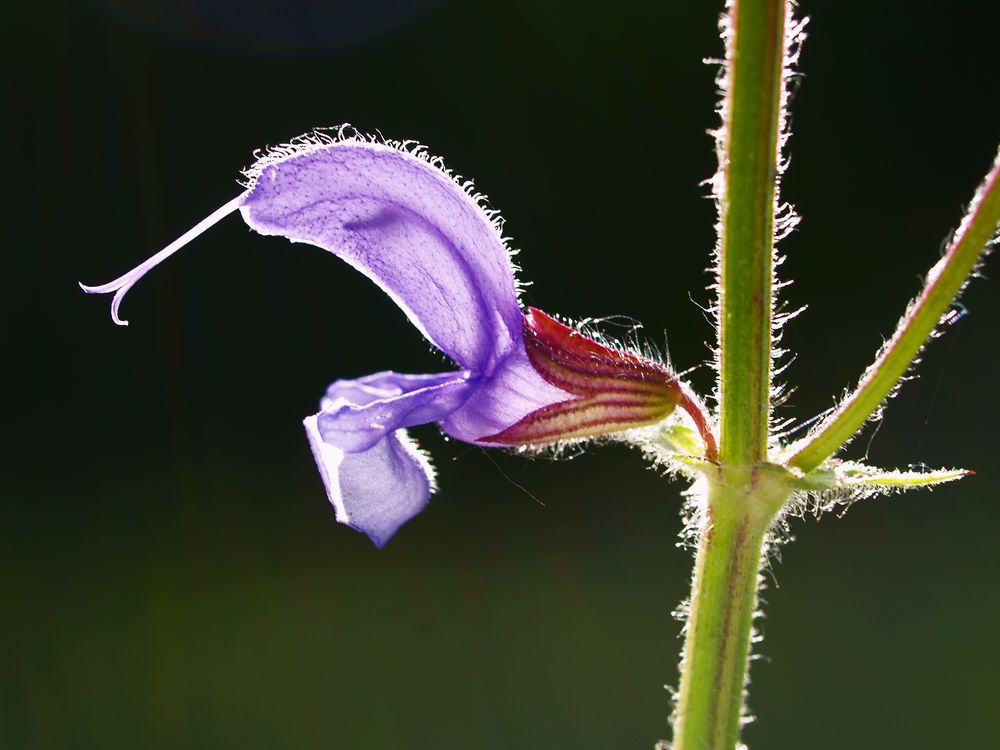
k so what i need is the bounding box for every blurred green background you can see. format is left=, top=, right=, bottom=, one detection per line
left=4, top=0, right=1000, bottom=747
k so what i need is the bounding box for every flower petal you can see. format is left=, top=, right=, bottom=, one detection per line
left=306, top=369, right=481, bottom=547
left=240, top=135, right=525, bottom=374
left=320, top=370, right=470, bottom=410
left=441, top=347, right=570, bottom=444
left=304, top=414, right=434, bottom=548
left=317, top=371, right=475, bottom=453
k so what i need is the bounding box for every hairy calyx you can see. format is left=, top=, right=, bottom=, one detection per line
left=488, top=308, right=718, bottom=460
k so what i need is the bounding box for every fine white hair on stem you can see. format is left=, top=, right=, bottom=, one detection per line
left=704, top=2, right=808, bottom=446
left=79, top=196, right=244, bottom=326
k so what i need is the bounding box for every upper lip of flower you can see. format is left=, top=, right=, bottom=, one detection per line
left=81, top=127, right=716, bottom=547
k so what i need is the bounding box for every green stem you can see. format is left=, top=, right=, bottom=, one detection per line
left=671, top=2, right=791, bottom=746
left=788, top=148, right=1000, bottom=473
left=716, top=0, right=788, bottom=466
left=672, top=468, right=788, bottom=750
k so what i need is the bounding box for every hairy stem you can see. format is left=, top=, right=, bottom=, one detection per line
left=671, top=1, right=791, bottom=746
left=672, top=468, right=787, bottom=750
left=716, top=0, right=788, bottom=466
left=788, top=148, right=1000, bottom=473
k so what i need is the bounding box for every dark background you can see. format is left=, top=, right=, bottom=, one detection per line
left=4, top=1, right=999, bottom=748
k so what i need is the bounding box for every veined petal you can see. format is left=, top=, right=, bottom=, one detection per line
left=317, top=371, right=475, bottom=453
left=306, top=369, right=478, bottom=546
left=320, top=370, right=471, bottom=411
left=304, top=415, right=434, bottom=549
left=306, top=359, right=570, bottom=545
left=81, top=131, right=527, bottom=375
left=441, top=346, right=571, bottom=444
left=240, top=133, right=525, bottom=374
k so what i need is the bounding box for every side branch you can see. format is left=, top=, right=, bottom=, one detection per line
left=715, top=0, right=791, bottom=466
left=788, top=148, right=1000, bottom=473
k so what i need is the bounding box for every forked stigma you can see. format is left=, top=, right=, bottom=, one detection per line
left=80, top=196, right=244, bottom=325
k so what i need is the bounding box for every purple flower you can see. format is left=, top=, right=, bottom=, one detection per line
left=83, top=130, right=714, bottom=547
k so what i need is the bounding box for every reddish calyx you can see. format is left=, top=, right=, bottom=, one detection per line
left=486, top=308, right=717, bottom=460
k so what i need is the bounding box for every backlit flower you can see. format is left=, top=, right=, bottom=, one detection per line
left=83, top=130, right=714, bottom=546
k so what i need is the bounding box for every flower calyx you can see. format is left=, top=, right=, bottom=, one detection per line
left=486, top=308, right=717, bottom=459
